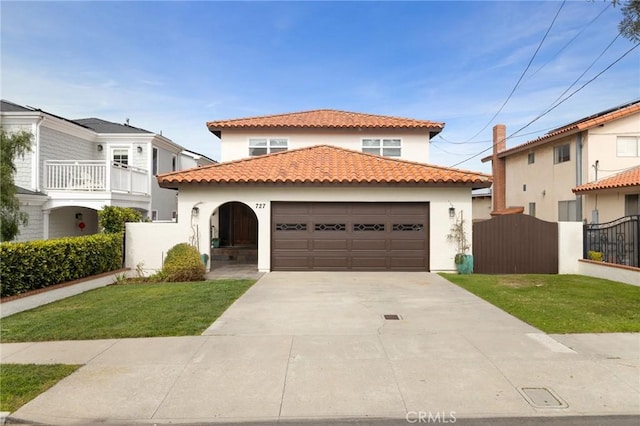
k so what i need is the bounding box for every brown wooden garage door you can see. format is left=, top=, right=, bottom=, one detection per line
left=271, top=202, right=429, bottom=271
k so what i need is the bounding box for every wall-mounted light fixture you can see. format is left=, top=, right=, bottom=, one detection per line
left=449, top=206, right=456, bottom=218
left=137, top=146, right=143, bottom=153
left=192, top=206, right=199, bottom=216
left=97, top=144, right=103, bottom=152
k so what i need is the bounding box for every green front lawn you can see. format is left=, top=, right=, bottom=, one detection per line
left=0, top=364, right=80, bottom=412
left=440, top=274, right=640, bottom=333
left=0, top=279, right=255, bottom=343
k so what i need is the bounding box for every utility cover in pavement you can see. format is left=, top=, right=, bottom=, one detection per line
left=383, top=314, right=401, bottom=320
left=519, top=387, right=568, bottom=408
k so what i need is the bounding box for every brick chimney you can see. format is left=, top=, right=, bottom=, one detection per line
left=491, top=124, right=506, bottom=213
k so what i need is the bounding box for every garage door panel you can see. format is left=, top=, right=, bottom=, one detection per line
left=352, top=239, right=387, bottom=250
left=272, top=202, right=429, bottom=271
left=390, top=257, right=427, bottom=269
left=272, top=257, right=311, bottom=269
left=313, top=257, right=350, bottom=268
left=312, top=239, right=349, bottom=250
left=273, top=239, right=309, bottom=250
left=390, top=239, right=426, bottom=250
left=351, top=257, right=388, bottom=268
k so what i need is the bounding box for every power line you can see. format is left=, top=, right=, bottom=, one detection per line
left=525, top=2, right=612, bottom=82
left=455, top=0, right=566, bottom=144
left=435, top=124, right=566, bottom=145
left=448, top=41, right=640, bottom=168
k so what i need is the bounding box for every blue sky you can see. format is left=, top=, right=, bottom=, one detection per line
left=2, top=1, right=639, bottom=173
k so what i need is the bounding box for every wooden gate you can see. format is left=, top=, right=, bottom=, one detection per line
left=473, top=214, right=558, bottom=274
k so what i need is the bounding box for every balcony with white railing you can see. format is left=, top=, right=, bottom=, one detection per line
left=45, top=161, right=149, bottom=195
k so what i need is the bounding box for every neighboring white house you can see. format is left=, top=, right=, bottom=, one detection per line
left=127, top=109, right=491, bottom=273
left=1, top=100, right=215, bottom=241
left=483, top=100, right=640, bottom=223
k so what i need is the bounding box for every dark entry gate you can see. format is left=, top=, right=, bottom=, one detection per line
left=473, top=214, right=558, bottom=274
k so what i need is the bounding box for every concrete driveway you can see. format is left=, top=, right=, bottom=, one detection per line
left=3, top=272, right=639, bottom=424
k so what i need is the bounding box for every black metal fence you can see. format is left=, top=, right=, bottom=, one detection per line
left=583, top=215, right=640, bottom=268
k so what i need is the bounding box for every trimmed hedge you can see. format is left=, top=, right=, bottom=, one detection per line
left=0, top=233, right=123, bottom=298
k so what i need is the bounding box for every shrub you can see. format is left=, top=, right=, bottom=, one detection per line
left=160, top=243, right=205, bottom=282
left=0, top=233, right=123, bottom=297
left=588, top=251, right=603, bottom=262
left=98, top=206, right=142, bottom=234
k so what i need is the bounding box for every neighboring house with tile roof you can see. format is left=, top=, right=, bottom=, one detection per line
left=572, top=166, right=640, bottom=223
left=135, top=109, right=491, bottom=273
left=483, top=100, right=640, bottom=224
left=0, top=100, right=215, bottom=242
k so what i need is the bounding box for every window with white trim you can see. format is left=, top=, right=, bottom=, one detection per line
left=249, top=138, right=288, bottom=156
left=616, top=136, right=640, bottom=157
left=553, top=144, right=570, bottom=164
left=171, top=154, right=177, bottom=171
left=362, top=138, right=401, bottom=157
left=112, top=148, right=129, bottom=166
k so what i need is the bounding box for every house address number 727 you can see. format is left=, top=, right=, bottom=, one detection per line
left=255, top=203, right=266, bottom=209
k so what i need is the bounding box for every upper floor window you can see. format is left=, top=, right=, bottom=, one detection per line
left=554, top=144, right=570, bottom=164
left=172, top=154, right=177, bottom=171
left=249, top=138, right=288, bottom=156
left=616, top=136, right=640, bottom=157
left=362, top=138, right=401, bottom=157
left=527, top=152, right=535, bottom=164
left=112, top=149, right=129, bottom=166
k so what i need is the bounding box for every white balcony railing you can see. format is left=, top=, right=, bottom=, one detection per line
left=45, top=160, right=149, bottom=195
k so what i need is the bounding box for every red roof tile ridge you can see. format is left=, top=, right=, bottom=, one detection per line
left=206, top=109, right=444, bottom=128
left=573, top=165, right=640, bottom=193
left=495, top=100, right=640, bottom=158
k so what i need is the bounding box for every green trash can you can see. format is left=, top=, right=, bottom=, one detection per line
left=201, top=253, right=209, bottom=266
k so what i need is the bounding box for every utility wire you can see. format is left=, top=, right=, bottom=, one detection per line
left=448, top=41, right=640, bottom=168
left=455, top=0, right=566, bottom=144
left=525, top=2, right=611, bottom=81
left=435, top=124, right=566, bottom=145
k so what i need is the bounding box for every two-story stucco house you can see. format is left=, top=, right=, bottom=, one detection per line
left=143, top=109, right=491, bottom=273
left=1, top=100, right=215, bottom=241
left=484, top=100, right=640, bottom=223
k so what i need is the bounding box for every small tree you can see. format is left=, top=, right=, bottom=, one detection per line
left=446, top=211, right=470, bottom=265
left=0, top=128, right=33, bottom=242
left=98, top=206, right=143, bottom=233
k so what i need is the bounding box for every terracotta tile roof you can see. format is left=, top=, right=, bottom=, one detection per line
left=482, top=100, right=640, bottom=162
left=572, top=166, right=640, bottom=193
left=206, top=109, right=444, bottom=132
left=158, top=145, right=491, bottom=187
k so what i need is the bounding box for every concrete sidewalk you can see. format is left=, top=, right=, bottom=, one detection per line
left=1, top=272, right=638, bottom=424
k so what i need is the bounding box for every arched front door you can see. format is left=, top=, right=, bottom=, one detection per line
left=219, top=202, right=258, bottom=247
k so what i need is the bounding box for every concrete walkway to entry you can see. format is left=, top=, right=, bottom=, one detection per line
left=1, top=272, right=638, bottom=424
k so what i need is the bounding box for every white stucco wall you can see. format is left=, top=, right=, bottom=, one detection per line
left=126, top=185, right=473, bottom=273
left=581, top=190, right=639, bottom=224
left=219, top=128, right=432, bottom=164
left=558, top=221, right=583, bottom=274
left=126, top=222, right=188, bottom=272
left=583, top=113, right=640, bottom=184
left=505, top=134, right=578, bottom=222
left=578, top=260, right=640, bottom=287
